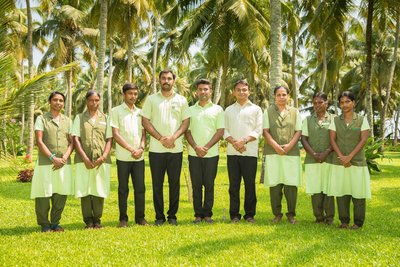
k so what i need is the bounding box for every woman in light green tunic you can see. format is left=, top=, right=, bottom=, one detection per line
left=301, top=92, right=335, bottom=225
left=328, top=91, right=371, bottom=229
left=263, top=86, right=302, bottom=224
left=30, top=91, right=74, bottom=232
left=72, top=90, right=112, bottom=229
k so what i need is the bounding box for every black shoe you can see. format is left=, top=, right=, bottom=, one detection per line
left=168, top=218, right=178, bottom=226
left=155, top=219, right=165, bottom=226
left=204, top=217, right=214, bottom=224
left=41, top=226, right=53, bottom=233
left=51, top=224, right=64, bottom=232
left=193, top=217, right=202, bottom=224
left=231, top=217, right=240, bottom=223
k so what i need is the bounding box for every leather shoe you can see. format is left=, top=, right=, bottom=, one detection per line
left=41, top=226, right=53, bottom=233
left=193, top=217, right=202, bottom=224
left=137, top=219, right=149, bottom=226
left=351, top=224, right=361, bottom=230
left=231, top=217, right=240, bottom=223
left=118, top=220, right=128, bottom=228
left=85, top=223, right=94, bottom=229
left=93, top=223, right=103, bottom=229
left=204, top=217, right=214, bottom=224
left=51, top=225, right=64, bottom=232
left=271, top=215, right=283, bottom=224
left=155, top=219, right=165, bottom=226
left=339, top=223, right=349, bottom=229
left=168, top=218, right=178, bottom=226
left=246, top=217, right=256, bottom=224
left=287, top=216, right=297, bottom=225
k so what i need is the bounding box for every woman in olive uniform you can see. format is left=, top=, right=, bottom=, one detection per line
left=72, top=90, right=112, bottom=229
left=30, top=91, right=74, bottom=232
left=328, top=91, right=371, bottom=229
left=263, top=86, right=302, bottom=224
left=301, top=92, right=335, bottom=225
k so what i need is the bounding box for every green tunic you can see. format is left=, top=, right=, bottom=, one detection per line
left=302, top=112, right=335, bottom=194
left=326, top=114, right=371, bottom=198
left=263, top=105, right=302, bottom=187
left=30, top=113, right=74, bottom=199
left=72, top=111, right=112, bottom=198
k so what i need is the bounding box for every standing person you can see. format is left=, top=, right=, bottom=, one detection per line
left=141, top=70, right=190, bottom=226
left=301, top=92, right=335, bottom=225
left=72, top=90, right=112, bottom=229
left=110, top=83, right=148, bottom=227
left=263, top=86, right=302, bottom=225
left=30, top=91, right=74, bottom=232
left=224, top=80, right=262, bottom=223
left=185, top=79, right=224, bottom=224
left=328, top=91, right=371, bottom=229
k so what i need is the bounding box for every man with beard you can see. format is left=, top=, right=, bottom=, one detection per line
left=185, top=79, right=224, bottom=224
left=141, top=70, right=190, bottom=226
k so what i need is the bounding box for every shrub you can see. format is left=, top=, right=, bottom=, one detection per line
left=365, top=137, right=386, bottom=173
left=17, top=169, right=34, bottom=183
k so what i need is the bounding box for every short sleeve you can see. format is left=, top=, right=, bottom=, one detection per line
left=181, top=99, right=191, bottom=120
left=140, top=97, right=152, bottom=120
left=34, top=116, right=44, bottom=131
left=263, top=110, right=269, bottom=129
left=302, top=118, right=309, bottom=136
left=106, top=116, right=113, bottom=139
left=329, top=119, right=336, bottom=131
left=71, top=115, right=81, bottom=137
left=110, top=108, right=119, bottom=129
left=361, top=117, right=370, bottom=131
left=295, top=110, right=302, bottom=131
left=216, top=107, right=224, bottom=129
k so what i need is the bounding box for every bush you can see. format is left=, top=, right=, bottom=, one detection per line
left=365, top=137, right=386, bottom=173
left=17, top=169, right=34, bottom=182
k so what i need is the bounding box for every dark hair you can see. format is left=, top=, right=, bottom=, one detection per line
left=85, top=90, right=100, bottom=99
left=338, top=90, right=355, bottom=102
left=48, top=91, right=65, bottom=102
left=273, top=86, right=290, bottom=95
left=122, top=83, right=139, bottom=93
left=195, top=79, right=212, bottom=88
left=159, top=69, right=176, bottom=80
left=312, top=91, right=328, bottom=101
left=234, top=79, right=249, bottom=89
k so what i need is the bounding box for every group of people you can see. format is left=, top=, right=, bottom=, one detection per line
left=30, top=69, right=371, bottom=233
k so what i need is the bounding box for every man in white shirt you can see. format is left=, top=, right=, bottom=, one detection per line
left=224, top=80, right=263, bottom=223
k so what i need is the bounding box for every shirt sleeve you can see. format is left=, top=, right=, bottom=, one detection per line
left=140, top=97, right=152, bottom=120
left=71, top=115, right=81, bottom=137
left=181, top=99, right=191, bottom=121
left=302, top=117, right=309, bottom=136
left=110, top=108, right=119, bottom=129
left=34, top=115, right=44, bottom=131
left=248, top=107, right=263, bottom=139
left=295, top=110, right=302, bottom=131
left=106, top=115, right=113, bottom=139
left=329, top=119, right=336, bottom=131
left=216, top=107, right=225, bottom=129
left=68, top=118, right=73, bottom=134
left=263, top=110, right=270, bottom=129
left=223, top=109, right=231, bottom=139
left=361, top=117, right=370, bottom=131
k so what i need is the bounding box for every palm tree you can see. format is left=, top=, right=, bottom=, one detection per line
left=37, top=0, right=97, bottom=118
left=365, top=0, right=374, bottom=135
left=95, top=0, right=108, bottom=112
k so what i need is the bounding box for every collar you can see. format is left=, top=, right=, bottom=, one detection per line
left=234, top=100, right=252, bottom=107
left=122, top=102, right=137, bottom=112
left=195, top=100, right=213, bottom=108
left=157, top=90, right=176, bottom=99
left=312, top=111, right=329, bottom=120
left=339, top=112, right=357, bottom=121
left=45, top=112, right=65, bottom=123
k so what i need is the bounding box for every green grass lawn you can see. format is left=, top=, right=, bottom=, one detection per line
left=0, top=152, right=399, bottom=266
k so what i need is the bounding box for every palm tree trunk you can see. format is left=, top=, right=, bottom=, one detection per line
left=127, top=28, right=133, bottom=82
left=291, top=36, right=298, bottom=107
left=269, top=0, right=283, bottom=104
left=96, top=0, right=108, bottom=112
left=213, top=65, right=223, bottom=104
left=320, top=41, right=327, bottom=92
left=20, top=60, right=25, bottom=145
left=152, top=14, right=160, bottom=94
left=26, top=0, right=34, bottom=162
left=393, top=105, right=400, bottom=146
left=66, top=71, right=73, bottom=118
left=107, top=43, right=113, bottom=115
left=380, top=11, right=399, bottom=144
left=365, top=0, right=374, bottom=137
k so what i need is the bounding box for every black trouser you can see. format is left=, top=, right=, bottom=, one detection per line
left=149, top=152, right=182, bottom=221
left=227, top=155, right=257, bottom=220
left=116, top=160, right=145, bottom=223
left=337, top=195, right=366, bottom=227
left=311, top=193, right=334, bottom=222
left=270, top=184, right=297, bottom=217
left=188, top=155, right=219, bottom=218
